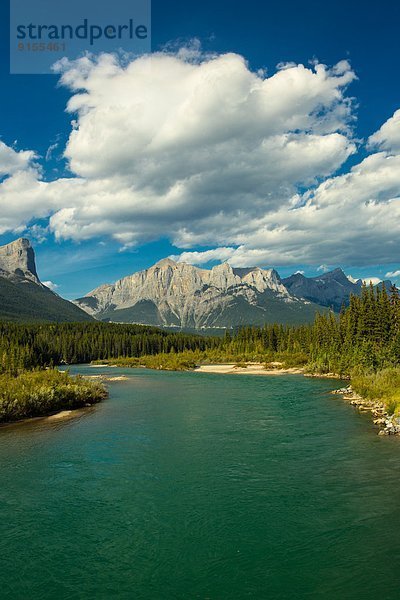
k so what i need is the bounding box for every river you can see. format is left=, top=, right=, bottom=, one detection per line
left=1, top=366, right=400, bottom=599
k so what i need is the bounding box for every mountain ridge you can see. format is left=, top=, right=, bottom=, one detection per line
left=1, top=238, right=390, bottom=327
left=283, top=268, right=393, bottom=312
left=75, top=259, right=394, bottom=328
left=282, top=268, right=362, bottom=312
left=74, top=259, right=324, bottom=327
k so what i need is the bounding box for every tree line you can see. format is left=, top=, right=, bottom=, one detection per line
left=0, top=322, right=217, bottom=374
left=1, top=282, right=399, bottom=376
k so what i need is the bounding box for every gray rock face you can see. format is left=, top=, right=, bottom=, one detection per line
left=74, top=259, right=319, bottom=328
left=0, top=238, right=40, bottom=283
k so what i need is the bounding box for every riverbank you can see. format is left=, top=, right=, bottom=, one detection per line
left=333, top=382, right=400, bottom=436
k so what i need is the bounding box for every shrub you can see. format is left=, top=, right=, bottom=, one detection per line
left=0, top=369, right=107, bottom=423
left=351, top=367, right=400, bottom=415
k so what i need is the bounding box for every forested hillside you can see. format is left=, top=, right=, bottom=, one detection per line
left=0, top=277, right=94, bottom=323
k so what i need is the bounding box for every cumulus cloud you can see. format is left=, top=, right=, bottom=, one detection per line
left=0, top=141, right=36, bottom=177
left=369, top=109, right=400, bottom=153
left=0, top=167, right=61, bottom=234
left=170, top=109, right=400, bottom=266
left=386, top=270, right=400, bottom=278
left=46, top=52, right=358, bottom=244
left=0, top=48, right=399, bottom=269
left=171, top=247, right=234, bottom=265
left=171, top=245, right=305, bottom=267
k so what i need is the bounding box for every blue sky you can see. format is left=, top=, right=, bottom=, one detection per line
left=0, top=0, right=399, bottom=298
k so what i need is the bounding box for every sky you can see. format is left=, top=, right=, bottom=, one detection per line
left=0, top=0, right=400, bottom=299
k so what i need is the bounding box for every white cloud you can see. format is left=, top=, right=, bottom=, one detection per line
left=1, top=48, right=400, bottom=270
left=171, top=246, right=298, bottom=267
left=0, top=168, right=60, bottom=235
left=171, top=247, right=236, bottom=265
left=369, top=109, right=400, bottom=153
left=346, top=274, right=360, bottom=284
left=317, top=264, right=330, bottom=272
left=45, top=137, right=62, bottom=162
left=29, top=224, right=49, bottom=244
left=386, top=270, right=400, bottom=278
left=43, top=280, right=59, bottom=291
left=362, top=277, right=381, bottom=286
left=0, top=141, right=36, bottom=177
left=46, top=51, right=357, bottom=248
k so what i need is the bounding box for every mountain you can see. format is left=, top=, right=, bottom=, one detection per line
left=74, top=259, right=326, bottom=328
left=282, top=268, right=362, bottom=312
left=0, top=237, right=39, bottom=283
left=0, top=239, right=93, bottom=323
left=283, top=268, right=393, bottom=312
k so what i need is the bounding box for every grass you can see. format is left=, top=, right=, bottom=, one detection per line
left=351, top=367, right=400, bottom=415
left=0, top=369, right=107, bottom=423
left=93, top=352, right=197, bottom=371
left=93, top=349, right=310, bottom=371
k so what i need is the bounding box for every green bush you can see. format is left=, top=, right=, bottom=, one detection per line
left=0, top=369, right=107, bottom=423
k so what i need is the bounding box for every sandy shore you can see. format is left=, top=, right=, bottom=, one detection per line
left=0, top=406, right=95, bottom=429
left=46, top=410, right=76, bottom=421
left=83, top=375, right=129, bottom=382
left=193, top=363, right=304, bottom=376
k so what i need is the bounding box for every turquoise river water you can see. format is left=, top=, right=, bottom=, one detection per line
left=1, top=366, right=400, bottom=599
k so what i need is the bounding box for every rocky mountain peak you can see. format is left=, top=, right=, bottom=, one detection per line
left=212, top=262, right=233, bottom=272
left=0, top=238, right=39, bottom=283
left=152, top=258, right=177, bottom=269
left=290, top=272, right=307, bottom=281
left=319, top=267, right=348, bottom=283
left=241, top=267, right=289, bottom=295
left=208, top=262, right=239, bottom=290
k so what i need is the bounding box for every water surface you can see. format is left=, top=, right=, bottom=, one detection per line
left=1, top=367, right=400, bottom=599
